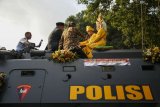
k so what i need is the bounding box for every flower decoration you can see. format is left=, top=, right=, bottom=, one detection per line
left=50, top=50, right=78, bottom=63
left=143, top=47, right=160, bottom=63
left=0, top=72, right=6, bottom=88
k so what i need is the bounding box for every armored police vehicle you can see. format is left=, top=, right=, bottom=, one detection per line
left=0, top=47, right=160, bottom=107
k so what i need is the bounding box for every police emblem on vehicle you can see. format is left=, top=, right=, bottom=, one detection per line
left=17, top=85, right=31, bottom=101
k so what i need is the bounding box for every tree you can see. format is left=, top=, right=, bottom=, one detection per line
left=65, top=15, right=77, bottom=25
left=75, top=0, right=160, bottom=48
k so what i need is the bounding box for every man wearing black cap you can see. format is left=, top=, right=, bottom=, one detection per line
left=47, top=22, right=64, bottom=51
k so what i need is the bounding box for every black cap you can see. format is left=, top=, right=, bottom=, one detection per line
left=56, top=22, right=64, bottom=26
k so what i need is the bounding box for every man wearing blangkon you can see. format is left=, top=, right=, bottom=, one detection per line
left=47, top=22, right=64, bottom=51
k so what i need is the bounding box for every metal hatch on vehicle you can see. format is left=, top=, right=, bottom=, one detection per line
left=0, top=69, right=46, bottom=103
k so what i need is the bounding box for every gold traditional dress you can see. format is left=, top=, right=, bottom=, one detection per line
left=80, top=28, right=106, bottom=58
left=80, top=14, right=107, bottom=58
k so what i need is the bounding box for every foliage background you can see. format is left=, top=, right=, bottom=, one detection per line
left=66, top=0, right=160, bottom=49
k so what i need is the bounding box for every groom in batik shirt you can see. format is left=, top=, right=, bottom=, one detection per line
left=59, top=22, right=86, bottom=58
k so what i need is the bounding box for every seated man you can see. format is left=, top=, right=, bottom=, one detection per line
left=16, top=32, right=32, bottom=52
left=80, top=26, right=106, bottom=58
left=59, top=22, right=86, bottom=58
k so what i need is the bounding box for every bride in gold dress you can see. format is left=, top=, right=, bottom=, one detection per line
left=80, top=13, right=107, bottom=58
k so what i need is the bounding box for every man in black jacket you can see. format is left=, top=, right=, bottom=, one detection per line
left=47, top=22, right=64, bottom=51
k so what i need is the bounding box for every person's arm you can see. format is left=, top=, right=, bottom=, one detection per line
left=47, top=39, right=52, bottom=50
left=77, top=30, right=84, bottom=38
left=47, top=33, right=53, bottom=50
left=35, top=39, right=43, bottom=47
left=80, top=40, right=88, bottom=46
left=58, top=32, right=65, bottom=50
left=89, top=28, right=106, bottom=44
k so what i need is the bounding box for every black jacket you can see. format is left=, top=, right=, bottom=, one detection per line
left=47, top=27, right=63, bottom=51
